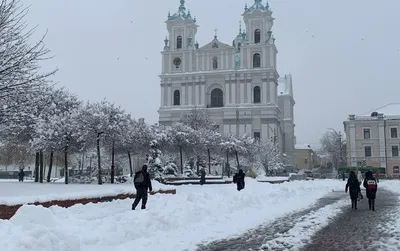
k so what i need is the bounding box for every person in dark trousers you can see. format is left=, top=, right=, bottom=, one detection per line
left=363, top=170, right=378, bottom=211
left=345, top=170, right=361, bottom=210
left=233, top=169, right=245, bottom=191
left=132, top=164, right=152, bottom=210
left=200, top=168, right=206, bottom=185
left=18, top=169, right=25, bottom=182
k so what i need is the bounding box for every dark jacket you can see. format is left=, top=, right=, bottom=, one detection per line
left=235, top=169, right=245, bottom=191
left=200, top=169, right=206, bottom=185
left=134, top=166, right=152, bottom=191
left=345, top=171, right=360, bottom=200
left=363, top=170, right=377, bottom=199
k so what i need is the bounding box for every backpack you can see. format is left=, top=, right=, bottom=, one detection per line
left=134, top=172, right=145, bottom=185
left=366, top=179, right=377, bottom=190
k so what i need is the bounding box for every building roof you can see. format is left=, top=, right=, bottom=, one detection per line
left=295, top=143, right=312, bottom=150
left=244, top=0, right=270, bottom=14
left=362, top=103, right=400, bottom=116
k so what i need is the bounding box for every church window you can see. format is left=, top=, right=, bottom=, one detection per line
left=173, top=90, right=180, bottom=105
left=253, top=53, right=261, bottom=68
left=238, top=42, right=241, bottom=51
left=254, top=29, right=261, bottom=44
left=173, top=57, right=181, bottom=68
left=177, top=36, right=182, bottom=49
left=210, top=88, right=223, bottom=108
left=212, top=57, right=218, bottom=70
left=253, top=86, right=261, bottom=103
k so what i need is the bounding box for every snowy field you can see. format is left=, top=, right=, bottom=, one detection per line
left=256, top=176, right=290, bottom=182
left=0, top=178, right=347, bottom=251
left=0, top=180, right=171, bottom=205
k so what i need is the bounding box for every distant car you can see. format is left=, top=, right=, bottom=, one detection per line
left=305, top=177, right=314, bottom=181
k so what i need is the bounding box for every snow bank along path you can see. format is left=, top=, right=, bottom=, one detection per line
left=0, top=179, right=347, bottom=251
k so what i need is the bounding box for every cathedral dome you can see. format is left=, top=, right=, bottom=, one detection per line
left=167, top=0, right=194, bottom=21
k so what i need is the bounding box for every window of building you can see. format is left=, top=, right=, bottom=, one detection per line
left=391, top=127, right=398, bottom=138
left=173, top=90, right=180, bottom=106
left=364, top=146, right=372, bottom=157
left=210, top=88, right=223, bottom=107
left=238, top=42, right=241, bottom=52
left=254, top=29, right=261, bottom=44
left=253, top=86, right=261, bottom=103
left=392, top=145, right=399, bottom=157
left=254, top=132, right=261, bottom=141
left=363, top=128, right=370, bottom=139
left=212, top=57, right=218, bottom=70
left=177, top=36, right=182, bottom=49
left=253, top=53, right=261, bottom=68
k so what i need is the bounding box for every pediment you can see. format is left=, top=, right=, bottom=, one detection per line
left=198, top=39, right=233, bottom=51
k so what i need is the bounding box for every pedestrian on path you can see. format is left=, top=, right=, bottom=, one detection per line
left=233, top=169, right=245, bottom=191
left=363, top=170, right=378, bottom=211
left=200, top=168, right=206, bottom=185
left=132, top=164, right=152, bottom=210
left=345, top=170, right=361, bottom=210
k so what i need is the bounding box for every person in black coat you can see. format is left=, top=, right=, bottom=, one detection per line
left=363, top=170, right=378, bottom=211
left=18, top=169, right=25, bottom=182
left=132, top=164, right=152, bottom=210
left=233, top=169, right=245, bottom=191
left=345, top=170, right=361, bottom=210
left=200, top=168, right=206, bottom=185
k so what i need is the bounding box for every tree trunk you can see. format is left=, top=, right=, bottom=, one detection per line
left=97, top=133, right=102, bottom=185
left=196, top=155, right=200, bottom=176
left=64, top=146, right=69, bottom=184
left=47, top=151, right=54, bottom=182
left=39, top=151, right=44, bottom=183
left=34, top=152, right=39, bottom=182
left=127, top=151, right=133, bottom=177
left=111, top=141, right=115, bottom=184
left=180, top=146, right=183, bottom=174
left=226, top=149, right=230, bottom=178
left=207, top=148, right=211, bottom=174
left=235, top=150, right=240, bottom=171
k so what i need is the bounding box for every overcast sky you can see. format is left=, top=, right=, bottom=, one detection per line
left=24, top=0, right=400, bottom=148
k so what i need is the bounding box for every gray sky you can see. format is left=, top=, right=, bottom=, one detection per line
left=24, top=0, right=400, bottom=148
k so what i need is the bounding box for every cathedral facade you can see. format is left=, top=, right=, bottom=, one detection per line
left=158, top=0, right=295, bottom=166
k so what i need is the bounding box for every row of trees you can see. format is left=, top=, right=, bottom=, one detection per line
left=0, top=0, right=287, bottom=184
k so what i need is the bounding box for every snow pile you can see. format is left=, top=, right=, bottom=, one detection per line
left=0, top=181, right=172, bottom=205
left=0, top=179, right=346, bottom=251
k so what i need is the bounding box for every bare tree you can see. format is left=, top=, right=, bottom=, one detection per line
left=319, top=129, right=346, bottom=168
left=0, top=0, right=57, bottom=100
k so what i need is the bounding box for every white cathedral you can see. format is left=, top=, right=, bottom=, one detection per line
left=158, top=0, right=296, bottom=166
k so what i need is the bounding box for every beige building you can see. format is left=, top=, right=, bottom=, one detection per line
left=295, top=144, right=314, bottom=170
left=344, top=103, right=400, bottom=177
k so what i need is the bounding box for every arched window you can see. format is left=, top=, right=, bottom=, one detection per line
left=212, top=57, right=218, bottom=70
left=254, top=29, right=261, bottom=44
left=210, top=88, right=223, bottom=108
left=253, top=86, right=261, bottom=103
left=253, top=53, right=261, bottom=68
left=177, top=36, right=182, bottom=49
left=173, top=90, right=180, bottom=105
left=238, top=42, right=241, bottom=52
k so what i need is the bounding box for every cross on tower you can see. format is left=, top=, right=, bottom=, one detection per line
left=214, top=28, right=218, bottom=37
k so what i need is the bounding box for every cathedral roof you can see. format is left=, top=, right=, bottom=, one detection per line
left=199, top=36, right=232, bottom=50
left=244, top=0, right=270, bottom=13
left=167, top=0, right=194, bottom=22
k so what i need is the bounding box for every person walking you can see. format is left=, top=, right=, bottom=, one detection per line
left=363, top=170, right=378, bottom=211
left=200, top=168, right=206, bottom=185
left=345, top=170, right=361, bottom=210
left=132, top=164, right=152, bottom=210
left=233, top=169, right=245, bottom=191
left=18, top=169, right=25, bottom=182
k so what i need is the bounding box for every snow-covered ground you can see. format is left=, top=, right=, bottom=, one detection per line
left=371, top=180, right=400, bottom=250
left=0, top=178, right=346, bottom=251
left=0, top=180, right=171, bottom=205
left=256, top=176, right=290, bottom=182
